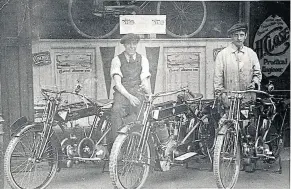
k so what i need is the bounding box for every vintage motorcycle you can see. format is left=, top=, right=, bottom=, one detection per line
left=213, top=86, right=289, bottom=189
left=109, top=87, right=221, bottom=189
left=4, top=83, right=113, bottom=189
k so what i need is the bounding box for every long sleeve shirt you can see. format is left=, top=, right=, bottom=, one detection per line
left=214, top=43, right=262, bottom=92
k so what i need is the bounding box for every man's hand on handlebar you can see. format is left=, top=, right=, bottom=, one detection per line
left=128, top=94, right=141, bottom=107
left=247, top=80, right=261, bottom=90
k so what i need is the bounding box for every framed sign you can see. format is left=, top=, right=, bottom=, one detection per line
left=55, top=52, right=93, bottom=74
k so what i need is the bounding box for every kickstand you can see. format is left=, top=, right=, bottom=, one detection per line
left=274, top=155, right=282, bottom=174
left=207, top=147, right=213, bottom=172
left=102, top=159, right=109, bottom=173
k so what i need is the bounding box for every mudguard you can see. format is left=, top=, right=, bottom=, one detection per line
left=10, top=116, right=29, bottom=136
left=217, top=120, right=236, bottom=135
left=14, top=123, right=63, bottom=171
left=117, top=122, right=156, bottom=168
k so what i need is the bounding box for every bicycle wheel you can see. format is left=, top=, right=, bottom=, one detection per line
left=213, top=121, right=240, bottom=189
left=157, top=1, right=207, bottom=38
left=109, top=132, right=150, bottom=189
left=4, top=124, right=58, bottom=189
left=265, top=115, right=284, bottom=161
left=198, top=116, right=216, bottom=156
left=68, top=0, right=119, bottom=39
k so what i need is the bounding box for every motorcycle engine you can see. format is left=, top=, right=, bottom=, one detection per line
left=157, top=136, right=177, bottom=171
left=155, top=114, right=188, bottom=171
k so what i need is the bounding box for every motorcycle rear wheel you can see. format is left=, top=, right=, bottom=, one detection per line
left=4, top=124, right=58, bottom=189
left=198, top=116, right=216, bottom=156
left=265, top=114, right=284, bottom=163
left=109, top=132, right=150, bottom=189
left=213, top=121, right=240, bottom=189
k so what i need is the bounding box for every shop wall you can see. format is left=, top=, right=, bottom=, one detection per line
left=32, top=38, right=231, bottom=106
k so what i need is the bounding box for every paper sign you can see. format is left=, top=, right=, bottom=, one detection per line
left=120, top=15, right=166, bottom=34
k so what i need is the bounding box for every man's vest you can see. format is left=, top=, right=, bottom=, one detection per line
left=118, top=52, right=142, bottom=92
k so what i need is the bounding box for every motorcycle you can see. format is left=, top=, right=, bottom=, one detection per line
left=109, top=87, right=220, bottom=189
left=4, top=83, right=113, bottom=189
left=213, top=84, right=289, bottom=189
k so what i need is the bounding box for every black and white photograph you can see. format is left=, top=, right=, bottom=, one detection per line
left=0, top=0, right=290, bottom=188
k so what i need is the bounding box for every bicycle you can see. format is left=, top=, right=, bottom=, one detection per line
left=213, top=89, right=289, bottom=189
left=4, top=84, right=113, bottom=189
left=109, top=87, right=219, bottom=189
left=68, top=0, right=207, bottom=39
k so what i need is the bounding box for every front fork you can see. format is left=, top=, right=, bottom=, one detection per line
left=35, top=101, right=59, bottom=160
left=137, top=101, right=152, bottom=161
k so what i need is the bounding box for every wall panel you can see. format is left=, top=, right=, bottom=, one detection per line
left=32, top=38, right=231, bottom=108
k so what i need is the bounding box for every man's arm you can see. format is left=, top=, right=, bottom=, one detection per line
left=213, top=52, right=224, bottom=94
left=140, top=56, right=152, bottom=95
left=251, top=51, right=262, bottom=85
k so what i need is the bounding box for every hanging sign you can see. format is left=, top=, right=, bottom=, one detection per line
left=33, top=51, right=51, bottom=66
left=120, top=15, right=166, bottom=34
left=253, top=15, right=290, bottom=77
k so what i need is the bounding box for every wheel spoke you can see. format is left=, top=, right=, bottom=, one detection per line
left=214, top=123, right=240, bottom=189
left=110, top=132, right=150, bottom=189
left=5, top=126, right=58, bottom=189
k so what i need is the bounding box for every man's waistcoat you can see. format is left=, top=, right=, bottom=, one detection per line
left=118, top=52, right=142, bottom=91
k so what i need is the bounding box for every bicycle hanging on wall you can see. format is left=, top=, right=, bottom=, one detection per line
left=68, top=0, right=207, bottom=38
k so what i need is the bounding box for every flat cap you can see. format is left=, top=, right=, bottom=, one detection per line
left=227, top=22, right=248, bottom=35
left=120, top=33, right=140, bottom=44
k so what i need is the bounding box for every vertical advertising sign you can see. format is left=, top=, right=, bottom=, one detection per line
left=253, top=15, right=290, bottom=77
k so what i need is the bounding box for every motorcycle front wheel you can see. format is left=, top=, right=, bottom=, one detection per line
left=4, top=124, right=59, bottom=189
left=213, top=121, right=240, bottom=189
left=109, top=131, right=151, bottom=189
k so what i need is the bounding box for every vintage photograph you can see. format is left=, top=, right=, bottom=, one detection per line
left=0, top=0, right=289, bottom=189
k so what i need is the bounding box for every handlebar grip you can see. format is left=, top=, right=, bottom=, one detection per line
left=188, top=90, right=195, bottom=98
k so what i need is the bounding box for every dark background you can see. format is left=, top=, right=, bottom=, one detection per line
left=31, top=1, right=240, bottom=39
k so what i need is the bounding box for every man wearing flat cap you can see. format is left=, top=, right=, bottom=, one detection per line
left=214, top=22, right=262, bottom=95
left=214, top=22, right=262, bottom=124
left=110, top=33, right=152, bottom=144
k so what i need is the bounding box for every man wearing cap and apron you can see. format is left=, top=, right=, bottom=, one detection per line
left=109, top=33, right=152, bottom=146
left=214, top=22, right=262, bottom=125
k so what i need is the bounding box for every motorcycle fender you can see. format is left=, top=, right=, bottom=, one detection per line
left=217, top=120, right=235, bottom=135
left=14, top=123, right=42, bottom=137
left=10, top=116, right=29, bottom=136
left=117, top=122, right=142, bottom=135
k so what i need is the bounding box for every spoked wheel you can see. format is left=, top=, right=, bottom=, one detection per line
left=109, top=132, right=150, bottom=189
left=157, top=1, right=207, bottom=38
left=4, top=124, right=58, bottom=189
left=264, top=115, right=284, bottom=163
left=213, top=121, right=240, bottom=189
left=198, top=116, right=216, bottom=156
left=68, top=0, right=119, bottom=39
